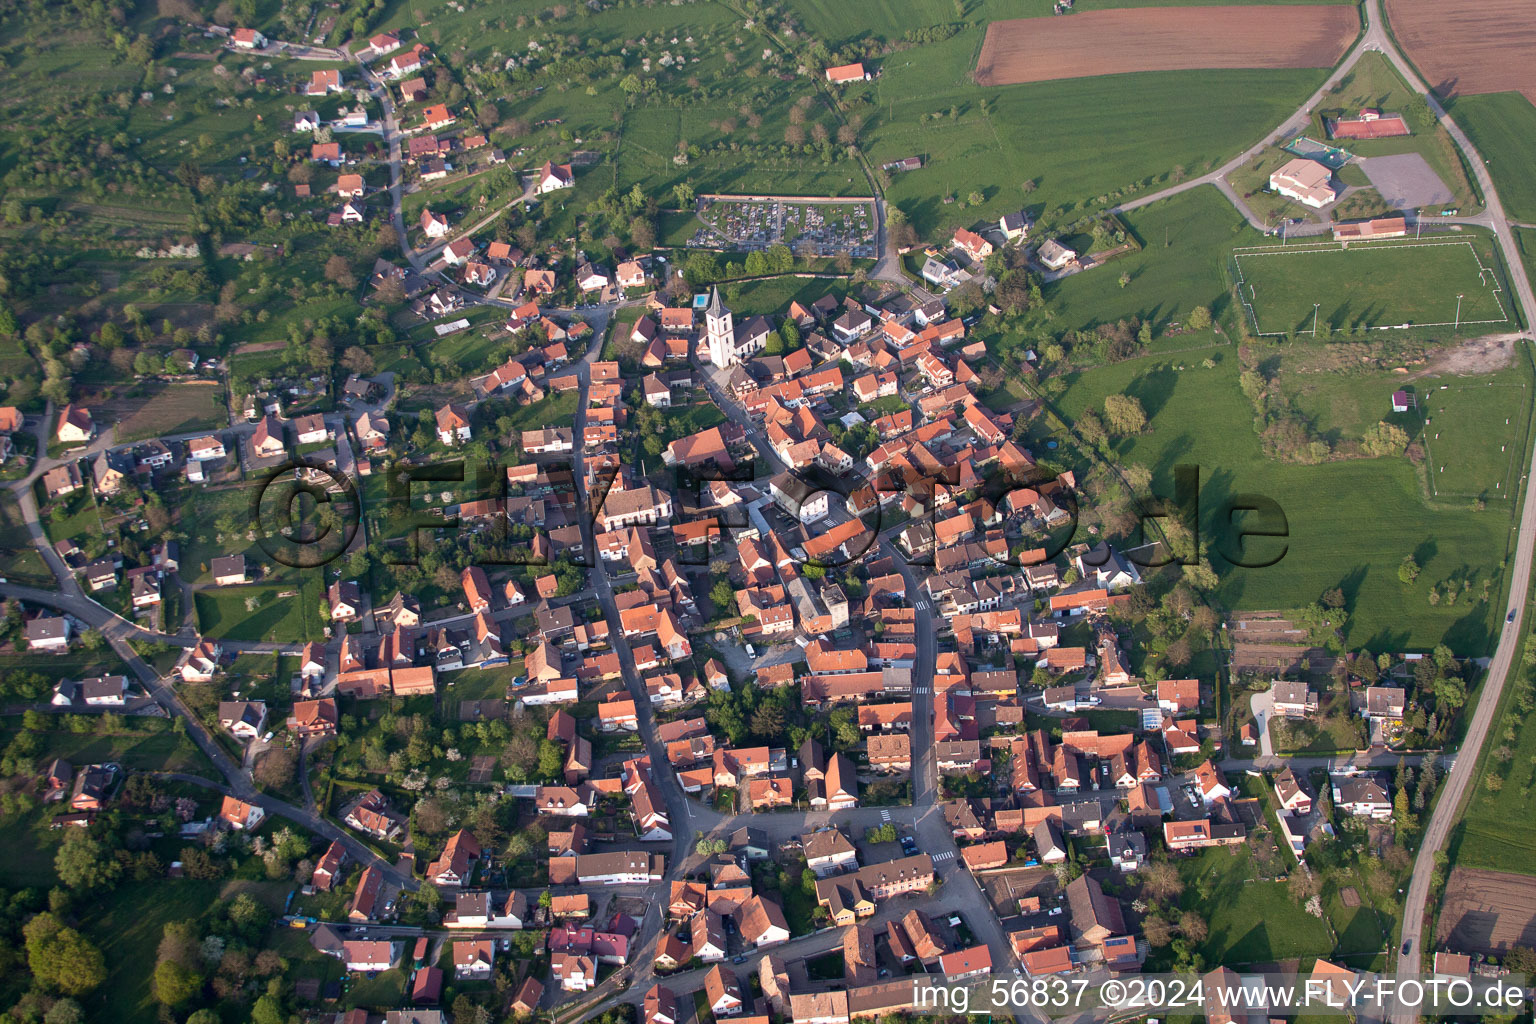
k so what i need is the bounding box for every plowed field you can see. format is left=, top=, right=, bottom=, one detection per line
left=1385, top=0, right=1536, bottom=104
left=974, top=6, right=1357, bottom=86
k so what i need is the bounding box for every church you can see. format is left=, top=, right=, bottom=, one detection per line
left=703, top=286, right=773, bottom=368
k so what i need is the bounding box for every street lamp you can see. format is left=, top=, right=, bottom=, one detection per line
left=1455, top=293, right=1464, bottom=331
left=1313, top=303, right=1320, bottom=336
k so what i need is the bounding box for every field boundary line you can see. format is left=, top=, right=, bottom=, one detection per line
left=1421, top=382, right=1530, bottom=501
left=1231, top=238, right=1509, bottom=336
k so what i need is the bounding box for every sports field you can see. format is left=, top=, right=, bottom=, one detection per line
left=1232, top=239, right=1508, bottom=335
left=1420, top=378, right=1530, bottom=500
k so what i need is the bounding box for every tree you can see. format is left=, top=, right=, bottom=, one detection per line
left=1139, top=861, right=1184, bottom=902
left=537, top=739, right=565, bottom=778
left=341, top=346, right=375, bottom=376
left=1362, top=421, right=1409, bottom=457
left=750, top=704, right=785, bottom=738
left=1505, top=946, right=1536, bottom=975
left=25, top=915, right=107, bottom=996
left=55, top=829, right=121, bottom=892
left=254, top=746, right=297, bottom=790
left=324, top=255, right=356, bottom=290
left=43, top=999, right=85, bottom=1024
left=1287, top=868, right=1320, bottom=904
left=1433, top=674, right=1467, bottom=711
left=1398, top=555, right=1420, bottom=585
left=251, top=993, right=285, bottom=1024
left=1103, top=394, right=1148, bottom=435
left=153, top=959, right=203, bottom=1006
left=673, top=182, right=695, bottom=208
left=1186, top=306, right=1212, bottom=331
left=1141, top=914, right=1174, bottom=947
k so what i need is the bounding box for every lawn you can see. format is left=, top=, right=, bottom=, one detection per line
left=0, top=491, right=53, bottom=586
left=1044, top=185, right=1246, bottom=340
left=1446, top=91, right=1536, bottom=224
left=110, top=380, right=228, bottom=442
left=0, top=649, right=134, bottom=681
left=0, top=717, right=213, bottom=776
left=1051, top=351, right=1520, bottom=654
left=194, top=577, right=325, bottom=643
left=1158, top=844, right=1333, bottom=967
left=718, top=276, right=851, bottom=319
left=1232, top=238, right=1509, bottom=336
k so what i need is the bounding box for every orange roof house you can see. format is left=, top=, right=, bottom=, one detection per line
left=825, top=62, right=869, bottom=83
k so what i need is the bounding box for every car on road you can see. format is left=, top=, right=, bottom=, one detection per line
left=1508, top=610, right=1517, bottom=623
left=733, top=955, right=748, bottom=964
left=1402, top=941, right=1412, bottom=954
left=900, top=837, right=919, bottom=855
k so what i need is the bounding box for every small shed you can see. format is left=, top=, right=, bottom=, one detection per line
left=1391, top=390, right=1412, bottom=413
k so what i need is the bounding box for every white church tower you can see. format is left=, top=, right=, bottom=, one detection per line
left=704, top=286, right=737, bottom=367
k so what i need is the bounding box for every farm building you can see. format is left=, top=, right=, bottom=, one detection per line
left=825, top=63, right=870, bottom=83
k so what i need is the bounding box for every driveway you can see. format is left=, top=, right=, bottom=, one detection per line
left=1250, top=687, right=1277, bottom=758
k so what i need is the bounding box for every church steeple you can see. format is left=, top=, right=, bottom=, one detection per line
left=704, top=285, right=728, bottom=319
left=705, top=285, right=737, bottom=367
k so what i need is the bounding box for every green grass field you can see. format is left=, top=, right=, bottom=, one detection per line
left=1154, top=844, right=1334, bottom=967
left=194, top=578, right=324, bottom=643
left=1233, top=239, right=1509, bottom=335
left=868, top=18, right=1333, bottom=238
left=1448, top=92, right=1536, bottom=224
left=1052, top=352, right=1521, bottom=654
left=0, top=718, right=213, bottom=776
left=1045, top=185, right=1247, bottom=337
left=1420, top=378, right=1530, bottom=501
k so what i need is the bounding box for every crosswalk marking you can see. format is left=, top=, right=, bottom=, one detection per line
left=881, top=809, right=891, bottom=822
left=931, top=850, right=955, bottom=862
left=915, top=601, right=930, bottom=611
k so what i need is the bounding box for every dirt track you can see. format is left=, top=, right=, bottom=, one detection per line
left=1438, top=867, right=1536, bottom=955
left=1384, top=0, right=1536, bottom=104
left=973, top=6, right=1358, bottom=86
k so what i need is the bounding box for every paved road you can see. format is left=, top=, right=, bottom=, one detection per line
left=353, top=56, right=416, bottom=273
left=1370, top=0, right=1536, bottom=1004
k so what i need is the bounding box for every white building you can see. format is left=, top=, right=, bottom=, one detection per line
left=703, top=287, right=769, bottom=368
